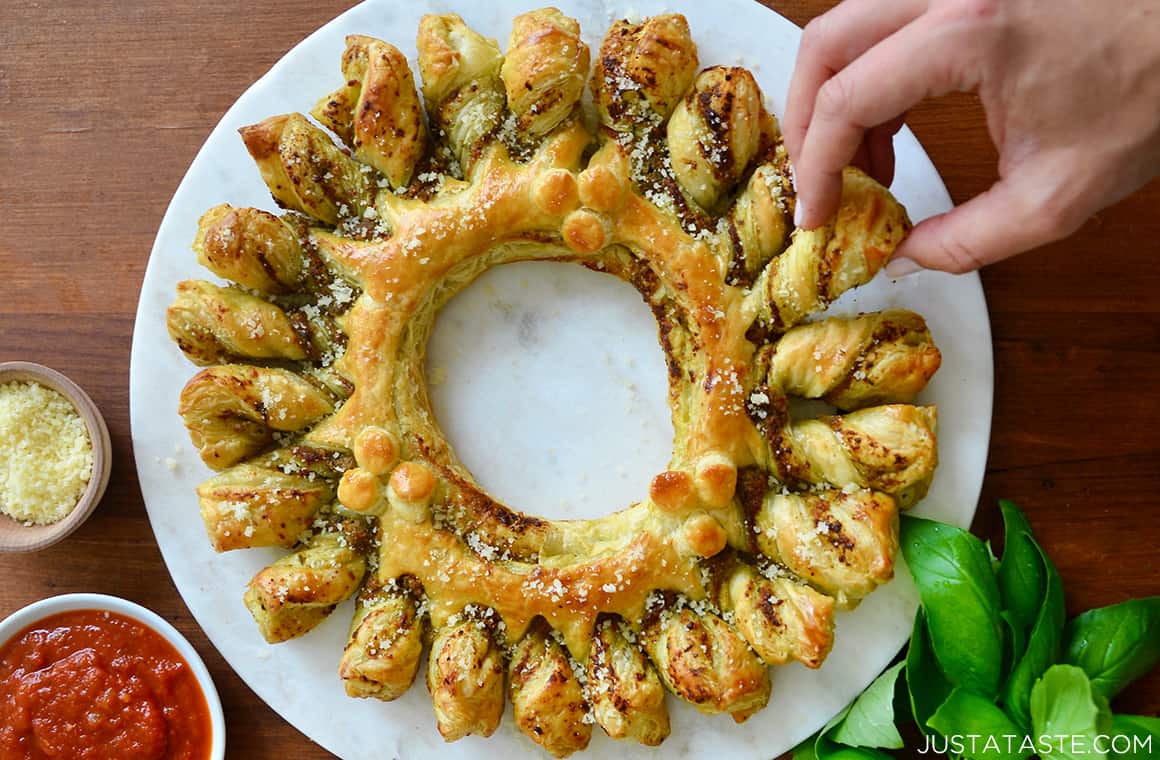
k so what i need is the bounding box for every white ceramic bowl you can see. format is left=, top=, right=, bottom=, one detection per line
left=0, top=593, right=226, bottom=759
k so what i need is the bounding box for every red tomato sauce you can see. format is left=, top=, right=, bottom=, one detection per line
left=0, top=609, right=213, bottom=760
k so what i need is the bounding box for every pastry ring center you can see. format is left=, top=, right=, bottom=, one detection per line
left=425, top=260, right=672, bottom=518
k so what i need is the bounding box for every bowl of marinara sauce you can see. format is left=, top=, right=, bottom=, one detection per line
left=0, top=594, right=225, bottom=759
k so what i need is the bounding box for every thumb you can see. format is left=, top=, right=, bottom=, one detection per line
left=887, top=177, right=1072, bottom=275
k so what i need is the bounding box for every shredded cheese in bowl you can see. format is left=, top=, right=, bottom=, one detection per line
left=0, top=380, right=94, bottom=525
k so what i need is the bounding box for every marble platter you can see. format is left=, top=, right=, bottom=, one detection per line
left=130, top=0, right=994, bottom=757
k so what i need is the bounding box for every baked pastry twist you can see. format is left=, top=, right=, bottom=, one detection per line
left=166, top=9, right=942, bottom=755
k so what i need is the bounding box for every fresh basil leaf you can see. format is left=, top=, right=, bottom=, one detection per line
left=1063, top=596, right=1160, bottom=699
left=1002, top=536, right=1065, bottom=729
left=997, top=500, right=1046, bottom=642
left=1001, top=609, right=1027, bottom=679
left=907, top=608, right=953, bottom=734
left=1108, top=715, right=1160, bottom=760
left=828, top=662, right=905, bottom=749
left=927, top=688, right=1030, bottom=760
left=801, top=696, right=856, bottom=760
left=901, top=515, right=1004, bottom=697
left=1111, top=714, right=1159, bottom=733
left=793, top=735, right=821, bottom=760
left=1030, top=664, right=1113, bottom=760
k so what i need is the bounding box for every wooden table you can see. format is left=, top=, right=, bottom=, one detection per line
left=2, top=1, right=1156, bottom=757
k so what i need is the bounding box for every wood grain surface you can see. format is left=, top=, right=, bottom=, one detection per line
left=1, top=1, right=1156, bottom=757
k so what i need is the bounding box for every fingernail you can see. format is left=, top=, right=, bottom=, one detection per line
left=884, top=256, right=923, bottom=278
left=793, top=202, right=804, bottom=228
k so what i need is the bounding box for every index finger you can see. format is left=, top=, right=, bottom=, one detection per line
left=794, top=13, right=976, bottom=228
left=783, top=0, right=927, bottom=164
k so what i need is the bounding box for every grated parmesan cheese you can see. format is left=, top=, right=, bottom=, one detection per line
left=0, top=380, right=93, bottom=524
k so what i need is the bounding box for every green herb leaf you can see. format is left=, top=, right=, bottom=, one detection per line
left=927, top=688, right=1030, bottom=760
left=828, top=662, right=905, bottom=749
left=906, top=607, right=953, bottom=734
left=1030, top=664, right=1113, bottom=760
left=901, top=515, right=1004, bottom=697
left=793, top=736, right=821, bottom=760
left=1001, top=536, right=1065, bottom=729
left=1062, top=596, right=1160, bottom=699
left=996, top=501, right=1046, bottom=651
left=1108, top=715, right=1160, bottom=760
left=1000, top=610, right=1027, bottom=680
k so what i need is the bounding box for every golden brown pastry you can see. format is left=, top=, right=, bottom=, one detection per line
left=750, top=168, right=911, bottom=332
left=179, top=364, right=335, bottom=470
left=724, top=149, right=794, bottom=285
left=586, top=618, right=670, bottom=745
left=195, top=459, right=333, bottom=551
left=193, top=205, right=305, bottom=293
left=642, top=604, right=770, bottom=721
left=766, top=309, right=942, bottom=410
left=787, top=405, right=938, bottom=507
left=509, top=624, right=592, bottom=757
left=755, top=400, right=938, bottom=508
left=426, top=616, right=506, bottom=741
left=166, top=280, right=308, bottom=366
left=501, top=9, right=590, bottom=140
left=312, top=35, right=426, bottom=189
left=339, top=580, right=424, bottom=700
left=667, top=66, right=767, bottom=211
left=593, top=14, right=699, bottom=130
left=243, top=517, right=368, bottom=642
left=752, top=488, right=899, bottom=606
left=416, top=13, right=505, bottom=174
left=239, top=113, right=373, bottom=224
left=167, top=8, right=944, bottom=753
left=717, top=562, right=835, bottom=668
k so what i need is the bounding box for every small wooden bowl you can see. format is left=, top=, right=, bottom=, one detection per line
left=0, top=362, right=112, bottom=552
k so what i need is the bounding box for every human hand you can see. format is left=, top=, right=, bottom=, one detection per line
left=783, top=0, right=1160, bottom=274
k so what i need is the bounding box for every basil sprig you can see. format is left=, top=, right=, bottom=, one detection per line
left=794, top=501, right=1159, bottom=760
left=1063, top=597, right=1160, bottom=700
left=901, top=517, right=1004, bottom=698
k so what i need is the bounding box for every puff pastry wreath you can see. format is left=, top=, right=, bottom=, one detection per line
left=167, top=9, right=942, bottom=756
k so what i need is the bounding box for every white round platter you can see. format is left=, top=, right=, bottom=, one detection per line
left=130, top=1, right=993, bottom=757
